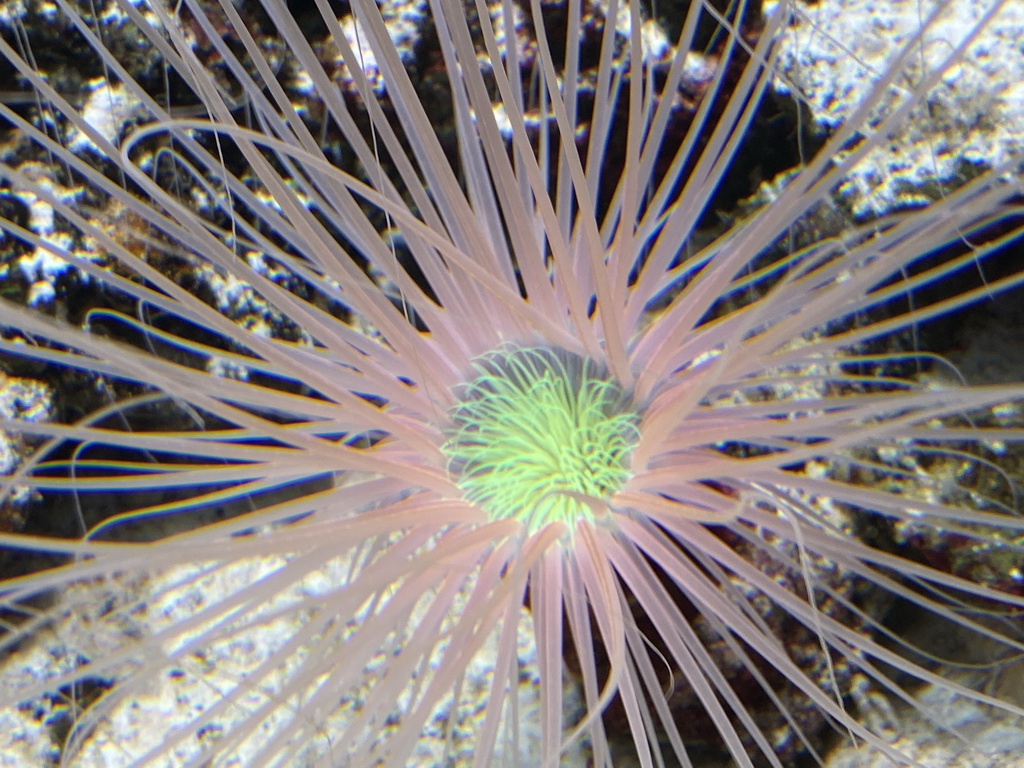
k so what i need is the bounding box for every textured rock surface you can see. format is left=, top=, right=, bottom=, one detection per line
left=825, top=661, right=1024, bottom=768
left=767, top=0, right=1024, bottom=215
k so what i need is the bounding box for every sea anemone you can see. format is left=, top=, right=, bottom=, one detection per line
left=0, top=0, right=1022, bottom=766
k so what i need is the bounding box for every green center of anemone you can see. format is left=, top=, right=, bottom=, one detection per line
left=443, top=348, right=640, bottom=532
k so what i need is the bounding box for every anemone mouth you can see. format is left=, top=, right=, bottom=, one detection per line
left=443, top=347, right=640, bottom=532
